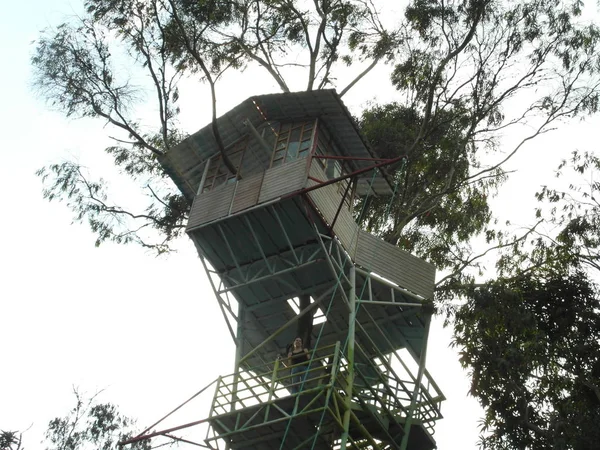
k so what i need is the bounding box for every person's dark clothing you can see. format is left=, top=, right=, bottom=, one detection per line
left=290, top=350, right=309, bottom=366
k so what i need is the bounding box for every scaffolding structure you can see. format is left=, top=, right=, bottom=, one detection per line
left=122, top=90, right=445, bottom=450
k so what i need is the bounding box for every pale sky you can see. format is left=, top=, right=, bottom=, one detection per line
left=1, top=1, right=598, bottom=449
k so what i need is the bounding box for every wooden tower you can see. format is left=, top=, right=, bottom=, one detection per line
left=134, top=90, right=444, bottom=449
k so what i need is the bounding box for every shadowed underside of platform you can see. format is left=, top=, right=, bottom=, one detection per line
left=208, top=393, right=436, bottom=450
left=189, top=192, right=432, bottom=372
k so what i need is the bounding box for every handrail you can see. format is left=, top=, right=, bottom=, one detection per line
left=209, top=341, right=443, bottom=432
left=120, top=377, right=220, bottom=446
left=211, top=343, right=340, bottom=416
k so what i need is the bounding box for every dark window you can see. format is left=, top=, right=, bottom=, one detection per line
left=203, top=137, right=248, bottom=193
left=270, top=120, right=315, bottom=167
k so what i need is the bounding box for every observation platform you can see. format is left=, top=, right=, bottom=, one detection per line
left=206, top=344, right=441, bottom=450
left=208, top=396, right=435, bottom=450
left=186, top=157, right=436, bottom=372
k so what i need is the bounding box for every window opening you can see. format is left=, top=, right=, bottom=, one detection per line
left=326, top=159, right=342, bottom=179
left=314, top=125, right=347, bottom=176
left=287, top=296, right=327, bottom=325
left=202, top=136, right=248, bottom=193
left=270, top=120, right=314, bottom=168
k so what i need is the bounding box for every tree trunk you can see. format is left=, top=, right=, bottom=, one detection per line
left=296, top=294, right=313, bottom=349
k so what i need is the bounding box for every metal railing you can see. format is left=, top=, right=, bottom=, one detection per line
left=351, top=343, right=444, bottom=434
left=211, top=343, right=339, bottom=417
left=208, top=341, right=444, bottom=443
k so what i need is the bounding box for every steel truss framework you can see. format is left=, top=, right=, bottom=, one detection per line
left=121, top=158, right=444, bottom=450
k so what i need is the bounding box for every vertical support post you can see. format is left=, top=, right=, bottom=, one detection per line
left=340, top=265, right=356, bottom=448
left=400, top=313, right=432, bottom=450
left=232, top=302, right=245, bottom=412
left=297, top=294, right=313, bottom=349
left=209, top=376, right=222, bottom=420
left=196, top=252, right=237, bottom=343
left=264, top=358, right=280, bottom=422
left=382, top=354, right=391, bottom=410
left=197, top=157, right=211, bottom=195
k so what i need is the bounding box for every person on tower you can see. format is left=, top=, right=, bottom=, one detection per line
left=288, top=337, right=310, bottom=394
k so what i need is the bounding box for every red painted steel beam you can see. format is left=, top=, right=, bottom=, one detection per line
left=118, top=417, right=211, bottom=446
left=285, top=154, right=407, bottom=199
left=312, top=155, right=393, bottom=162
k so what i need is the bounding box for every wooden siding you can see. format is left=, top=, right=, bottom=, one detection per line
left=307, top=162, right=434, bottom=299
left=307, top=163, right=358, bottom=257
left=188, top=182, right=236, bottom=229
left=306, top=180, right=337, bottom=224
left=187, top=156, right=436, bottom=299
left=187, top=157, right=308, bottom=230
left=355, top=230, right=436, bottom=299
left=231, top=172, right=264, bottom=214
left=334, top=207, right=359, bottom=258
left=258, top=158, right=307, bottom=203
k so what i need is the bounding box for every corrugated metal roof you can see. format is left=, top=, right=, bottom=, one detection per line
left=163, top=90, right=393, bottom=200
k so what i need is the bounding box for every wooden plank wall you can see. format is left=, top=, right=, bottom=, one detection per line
left=187, top=158, right=307, bottom=230
left=307, top=162, right=435, bottom=299
left=231, top=172, right=264, bottom=214
left=355, top=231, right=436, bottom=299
left=258, top=158, right=307, bottom=203
left=306, top=163, right=338, bottom=223
left=188, top=183, right=236, bottom=229
left=334, top=207, right=359, bottom=258
left=307, top=163, right=358, bottom=257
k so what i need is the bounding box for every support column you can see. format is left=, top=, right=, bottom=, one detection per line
left=296, top=294, right=313, bottom=349
left=340, top=265, right=356, bottom=448
left=400, top=310, right=432, bottom=450
left=231, top=302, right=246, bottom=412
left=197, top=157, right=211, bottom=195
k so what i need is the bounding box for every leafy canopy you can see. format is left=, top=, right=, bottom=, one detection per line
left=31, top=0, right=600, bottom=264
left=44, top=390, right=151, bottom=450
left=453, top=269, right=600, bottom=449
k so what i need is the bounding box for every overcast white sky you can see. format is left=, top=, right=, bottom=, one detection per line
left=1, top=1, right=598, bottom=449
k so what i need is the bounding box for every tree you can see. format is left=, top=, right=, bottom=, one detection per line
left=487, top=149, right=600, bottom=298
left=32, top=0, right=600, bottom=275
left=534, top=150, right=600, bottom=273
left=1, top=431, right=23, bottom=450
left=355, top=0, right=600, bottom=292
left=31, top=1, right=600, bottom=447
left=449, top=151, right=600, bottom=449
left=32, top=0, right=396, bottom=253
left=43, top=389, right=151, bottom=450
left=453, top=268, right=600, bottom=450
left=2, top=391, right=152, bottom=450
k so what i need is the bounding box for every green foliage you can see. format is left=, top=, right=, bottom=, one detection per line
left=0, top=431, right=22, bottom=450
left=36, top=161, right=188, bottom=253
left=405, top=0, right=459, bottom=41
left=44, top=390, right=151, bottom=450
left=357, top=102, right=501, bottom=287
left=495, top=150, right=600, bottom=280
left=456, top=147, right=600, bottom=449
left=353, top=0, right=600, bottom=296
left=29, top=0, right=600, bottom=446
left=32, top=21, right=131, bottom=120
left=390, top=50, right=435, bottom=98
left=537, top=151, right=600, bottom=273
left=30, top=0, right=398, bottom=253
left=453, top=270, right=600, bottom=449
